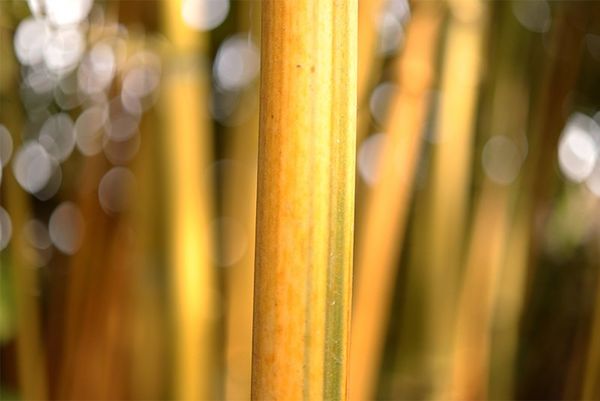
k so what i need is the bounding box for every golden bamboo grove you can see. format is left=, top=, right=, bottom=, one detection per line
left=1, top=1, right=600, bottom=401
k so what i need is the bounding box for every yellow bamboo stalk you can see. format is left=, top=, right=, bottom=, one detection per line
left=349, top=5, right=442, bottom=400
left=161, top=1, right=217, bottom=399
left=251, top=1, right=357, bottom=399
left=424, top=1, right=485, bottom=396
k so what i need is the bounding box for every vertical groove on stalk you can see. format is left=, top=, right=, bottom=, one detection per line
left=162, top=1, right=217, bottom=399
left=349, top=5, right=442, bottom=400
left=251, top=1, right=357, bottom=399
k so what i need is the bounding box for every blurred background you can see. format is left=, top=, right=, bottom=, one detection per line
left=1, top=0, right=600, bottom=400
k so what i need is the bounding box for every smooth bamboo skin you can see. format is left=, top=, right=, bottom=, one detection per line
left=162, top=1, right=217, bottom=399
left=349, top=6, right=442, bottom=400
left=424, top=2, right=485, bottom=397
left=251, top=1, right=357, bottom=400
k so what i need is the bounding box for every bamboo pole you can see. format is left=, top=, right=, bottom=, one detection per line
left=223, top=109, right=259, bottom=401
left=423, top=1, right=485, bottom=396
left=448, top=183, right=512, bottom=400
left=452, top=4, right=589, bottom=399
left=161, top=1, right=217, bottom=399
left=583, top=233, right=600, bottom=400
left=358, top=0, right=386, bottom=105
left=488, top=201, right=530, bottom=399
left=349, top=5, right=442, bottom=400
left=130, top=112, right=168, bottom=400
left=476, top=8, right=532, bottom=399
left=449, top=6, right=530, bottom=397
left=223, top=5, right=261, bottom=400
left=251, top=1, right=357, bottom=399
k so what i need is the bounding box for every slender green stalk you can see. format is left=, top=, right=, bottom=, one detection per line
left=251, top=1, right=357, bottom=399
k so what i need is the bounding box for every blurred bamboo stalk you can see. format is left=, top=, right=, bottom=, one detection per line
left=223, top=5, right=261, bottom=399
left=452, top=5, right=581, bottom=399
left=130, top=112, right=168, bottom=400
left=358, top=0, right=385, bottom=104
left=356, top=0, right=386, bottom=151
left=162, top=1, right=218, bottom=399
left=449, top=183, right=512, bottom=400
left=488, top=202, right=530, bottom=400
left=583, top=233, right=600, bottom=400
left=251, top=0, right=357, bottom=399
left=1, top=96, right=48, bottom=401
left=3, top=181, right=48, bottom=401
left=52, top=146, right=134, bottom=399
left=477, top=8, right=532, bottom=399
left=349, top=5, right=442, bottom=400
left=53, top=157, right=104, bottom=399
left=424, top=1, right=485, bottom=397
left=223, top=109, right=259, bottom=401
left=521, top=5, right=589, bottom=398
